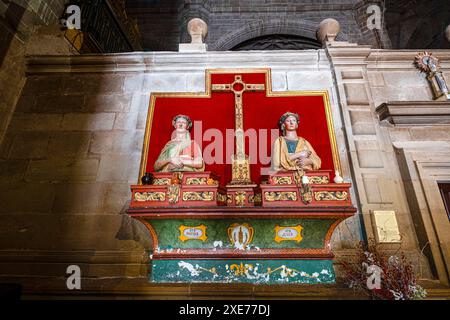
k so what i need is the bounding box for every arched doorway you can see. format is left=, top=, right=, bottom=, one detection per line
left=210, top=18, right=347, bottom=51
left=231, top=34, right=321, bottom=50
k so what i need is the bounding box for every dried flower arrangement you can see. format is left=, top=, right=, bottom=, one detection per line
left=342, top=240, right=427, bottom=300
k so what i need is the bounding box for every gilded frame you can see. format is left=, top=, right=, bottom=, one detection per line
left=138, top=68, right=342, bottom=183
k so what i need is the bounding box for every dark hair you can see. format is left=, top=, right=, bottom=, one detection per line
left=172, top=114, right=193, bottom=130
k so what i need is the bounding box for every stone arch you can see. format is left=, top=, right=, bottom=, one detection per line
left=210, top=18, right=348, bottom=51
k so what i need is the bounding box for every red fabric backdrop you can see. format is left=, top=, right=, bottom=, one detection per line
left=145, top=73, right=334, bottom=184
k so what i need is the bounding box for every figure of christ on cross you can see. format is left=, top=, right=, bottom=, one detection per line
left=211, top=75, right=265, bottom=185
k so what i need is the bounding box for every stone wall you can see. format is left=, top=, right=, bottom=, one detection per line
left=0, top=0, right=72, bottom=147
left=0, top=69, right=151, bottom=282
left=366, top=50, right=450, bottom=284
left=127, top=0, right=390, bottom=51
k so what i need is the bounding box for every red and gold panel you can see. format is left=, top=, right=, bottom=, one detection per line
left=140, top=69, right=340, bottom=185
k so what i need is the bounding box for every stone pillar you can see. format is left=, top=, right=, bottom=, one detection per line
left=326, top=42, right=433, bottom=278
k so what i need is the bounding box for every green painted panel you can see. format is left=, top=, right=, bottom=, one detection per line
left=151, top=259, right=335, bottom=284
left=147, top=218, right=335, bottom=250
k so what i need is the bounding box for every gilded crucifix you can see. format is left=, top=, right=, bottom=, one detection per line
left=211, top=75, right=265, bottom=184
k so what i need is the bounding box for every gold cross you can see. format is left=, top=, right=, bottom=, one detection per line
left=212, top=75, right=265, bottom=184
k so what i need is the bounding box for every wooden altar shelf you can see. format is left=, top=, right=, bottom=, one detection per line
left=127, top=169, right=356, bottom=284
left=127, top=207, right=357, bottom=261
left=130, top=171, right=227, bottom=208
left=130, top=170, right=351, bottom=208
left=260, top=183, right=352, bottom=207
left=127, top=205, right=356, bottom=283
left=260, top=170, right=352, bottom=207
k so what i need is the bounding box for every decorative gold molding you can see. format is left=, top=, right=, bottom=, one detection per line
left=314, top=191, right=348, bottom=201
left=167, top=185, right=180, bottom=204
left=308, top=176, right=329, bottom=184
left=153, top=178, right=171, bottom=185
left=274, top=225, right=303, bottom=243
left=207, top=178, right=218, bottom=185
left=248, top=193, right=262, bottom=203
left=228, top=263, right=302, bottom=278
left=170, top=172, right=183, bottom=184
left=272, top=176, right=292, bottom=185
left=217, top=193, right=227, bottom=203
left=229, top=263, right=254, bottom=276
left=186, top=177, right=208, bottom=185
left=264, top=191, right=297, bottom=202
left=182, top=191, right=214, bottom=201
left=178, top=225, right=207, bottom=242
left=234, top=191, right=247, bottom=206
left=293, top=171, right=302, bottom=185
left=300, top=186, right=313, bottom=204
left=230, top=156, right=252, bottom=185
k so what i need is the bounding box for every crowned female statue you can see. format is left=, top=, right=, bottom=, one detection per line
left=272, top=112, right=321, bottom=172
left=154, top=114, right=205, bottom=172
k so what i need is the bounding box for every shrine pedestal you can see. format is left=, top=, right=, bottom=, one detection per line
left=127, top=170, right=356, bottom=284
left=260, top=170, right=352, bottom=207
left=128, top=208, right=355, bottom=284
left=130, top=172, right=227, bottom=207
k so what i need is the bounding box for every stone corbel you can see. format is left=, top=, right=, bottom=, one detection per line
left=376, top=101, right=450, bottom=126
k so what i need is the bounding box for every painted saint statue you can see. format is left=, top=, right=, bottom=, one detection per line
left=154, top=114, right=205, bottom=172
left=272, top=112, right=321, bottom=172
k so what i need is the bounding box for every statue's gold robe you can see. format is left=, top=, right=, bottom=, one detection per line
left=154, top=138, right=205, bottom=172
left=272, top=136, right=321, bottom=172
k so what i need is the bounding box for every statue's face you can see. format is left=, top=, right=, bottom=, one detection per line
left=284, top=116, right=298, bottom=131
left=174, top=118, right=188, bottom=133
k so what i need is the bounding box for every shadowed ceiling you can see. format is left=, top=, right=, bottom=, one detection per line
left=126, top=0, right=450, bottom=51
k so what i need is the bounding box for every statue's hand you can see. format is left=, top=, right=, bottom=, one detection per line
left=170, top=157, right=183, bottom=168
left=297, top=150, right=311, bottom=159
left=297, top=158, right=313, bottom=168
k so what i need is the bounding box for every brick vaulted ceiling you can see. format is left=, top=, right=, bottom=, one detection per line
left=384, top=0, right=450, bottom=49
left=126, top=0, right=450, bottom=51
